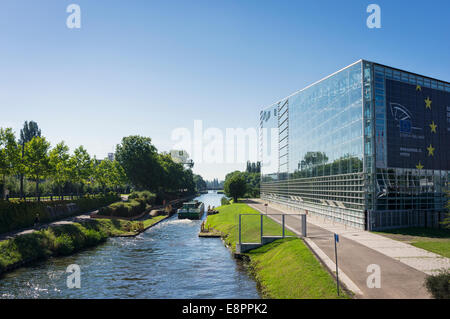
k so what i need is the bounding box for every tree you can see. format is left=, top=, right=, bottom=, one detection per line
left=0, top=128, right=20, bottom=199
left=23, top=136, right=51, bottom=201
left=115, top=136, right=162, bottom=192
left=193, top=174, right=207, bottom=192
left=49, top=141, right=70, bottom=199
left=110, top=160, right=128, bottom=192
left=69, top=146, right=93, bottom=196
left=224, top=172, right=247, bottom=203
left=93, top=158, right=114, bottom=193
left=19, top=121, right=41, bottom=198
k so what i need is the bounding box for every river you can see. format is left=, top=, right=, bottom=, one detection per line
left=0, top=191, right=260, bottom=299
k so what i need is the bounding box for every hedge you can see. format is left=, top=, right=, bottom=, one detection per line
left=425, top=269, right=450, bottom=299
left=0, top=193, right=120, bottom=234
left=98, top=191, right=156, bottom=218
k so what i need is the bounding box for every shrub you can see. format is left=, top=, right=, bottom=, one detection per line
left=0, top=193, right=120, bottom=234
left=129, top=191, right=156, bottom=205
left=99, top=191, right=155, bottom=218
left=83, top=229, right=106, bottom=246
left=221, top=197, right=231, bottom=206
left=98, top=199, right=145, bottom=218
left=425, top=269, right=450, bottom=299
left=54, top=234, right=75, bottom=256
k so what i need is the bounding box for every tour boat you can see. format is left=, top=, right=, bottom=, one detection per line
left=177, top=200, right=205, bottom=220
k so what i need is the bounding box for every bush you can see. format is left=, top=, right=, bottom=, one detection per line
left=99, top=191, right=156, bottom=218
left=83, top=229, right=106, bottom=246
left=0, top=193, right=120, bottom=234
left=54, top=234, right=75, bottom=256
left=128, top=191, right=156, bottom=205
left=221, top=197, right=231, bottom=206
left=425, top=269, right=450, bottom=299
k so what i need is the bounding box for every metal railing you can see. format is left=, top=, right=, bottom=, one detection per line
left=238, top=213, right=307, bottom=245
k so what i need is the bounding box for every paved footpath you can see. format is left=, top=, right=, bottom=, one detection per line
left=0, top=213, right=93, bottom=242
left=246, top=200, right=449, bottom=299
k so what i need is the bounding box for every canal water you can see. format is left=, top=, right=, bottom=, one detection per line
left=0, top=191, right=260, bottom=299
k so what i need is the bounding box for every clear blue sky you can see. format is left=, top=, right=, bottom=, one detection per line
left=1, top=0, right=449, bottom=180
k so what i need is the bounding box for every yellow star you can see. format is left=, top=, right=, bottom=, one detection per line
left=427, top=144, right=435, bottom=156
left=425, top=97, right=432, bottom=109
left=416, top=161, right=423, bottom=169
left=416, top=85, right=422, bottom=91
left=429, top=121, right=437, bottom=133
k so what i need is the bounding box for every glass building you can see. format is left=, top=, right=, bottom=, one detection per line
left=260, top=60, right=450, bottom=230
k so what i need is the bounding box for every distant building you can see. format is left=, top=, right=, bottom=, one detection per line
left=107, top=153, right=115, bottom=161
left=260, top=60, right=449, bottom=230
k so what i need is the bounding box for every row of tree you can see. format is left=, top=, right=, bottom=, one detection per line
left=1, top=123, right=204, bottom=202
left=114, top=135, right=199, bottom=197
left=0, top=122, right=128, bottom=200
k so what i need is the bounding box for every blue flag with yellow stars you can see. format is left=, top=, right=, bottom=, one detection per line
left=385, top=79, right=450, bottom=170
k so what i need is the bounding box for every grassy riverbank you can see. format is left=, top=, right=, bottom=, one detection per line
left=0, top=219, right=147, bottom=275
left=206, top=203, right=348, bottom=299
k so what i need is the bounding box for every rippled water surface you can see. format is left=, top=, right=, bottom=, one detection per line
left=0, top=192, right=260, bottom=299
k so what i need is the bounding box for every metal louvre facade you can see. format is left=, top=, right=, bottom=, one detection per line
left=260, top=60, right=450, bottom=230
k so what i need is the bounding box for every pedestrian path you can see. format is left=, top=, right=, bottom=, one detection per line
left=246, top=200, right=441, bottom=299
left=261, top=200, right=450, bottom=276
left=0, top=213, right=93, bottom=242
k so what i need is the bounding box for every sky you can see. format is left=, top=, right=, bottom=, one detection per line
left=1, top=0, right=449, bottom=180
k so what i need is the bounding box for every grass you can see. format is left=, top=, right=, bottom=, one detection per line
left=206, top=202, right=348, bottom=299
left=0, top=219, right=145, bottom=275
left=206, top=203, right=295, bottom=250
left=142, top=215, right=167, bottom=228
left=375, top=227, right=450, bottom=258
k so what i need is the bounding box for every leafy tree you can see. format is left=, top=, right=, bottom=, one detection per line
left=23, top=136, right=51, bottom=201
left=224, top=172, right=247, bottom=202
left=115, top=136, right=162, bottom=192
left=49, top=141, right=70, bottom=199
left=0, top=128, right=20, bottom=199
left=19, top=121, right=41, bottom=198
left=111, top=160, right=128, bottom=192
left=69, top=146, right=93, bottom=196
left=193, top=174, right=207, bottom=192
left=158, top=153, right=185, bottom=192
left=93, top=158, right=113, bottom=193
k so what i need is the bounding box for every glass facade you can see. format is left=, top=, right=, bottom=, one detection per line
left=260, top=60, right=449, bottom=230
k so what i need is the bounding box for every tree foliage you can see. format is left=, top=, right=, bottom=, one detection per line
left=23, top=136, right=51, bottom=199
left=224, top=172, right=247, bottom=202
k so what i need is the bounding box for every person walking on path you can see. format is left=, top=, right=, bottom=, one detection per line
left=33, top=213, right=40, bottom=229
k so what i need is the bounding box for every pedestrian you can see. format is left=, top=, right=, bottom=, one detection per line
left=34, top=213, right=40, bottom=229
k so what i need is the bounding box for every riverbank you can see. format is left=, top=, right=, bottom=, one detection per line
left=0, top=215, right=168, bottom=276
left=205, top=203, right=349, bottom=299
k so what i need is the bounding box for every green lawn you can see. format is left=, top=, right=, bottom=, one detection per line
left=375, top=227, right=450, bottom=258
left=206, top=203, right=349, bottom=299
left=206, top=203, right=295, bottom=249
left=142, top=215, right=167, bottom=228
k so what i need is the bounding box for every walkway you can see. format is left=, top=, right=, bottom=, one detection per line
left=245, top=200, right=450, bottom=299
left=0, top=213, right=93, bottom=242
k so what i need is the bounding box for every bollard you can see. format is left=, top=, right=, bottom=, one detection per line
left=301, top=214, right=307, bottom=237
left=282, top=214, right=285, bottom=238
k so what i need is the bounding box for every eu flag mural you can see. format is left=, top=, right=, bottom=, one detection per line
left=385, top=79, right=450, bottom=170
